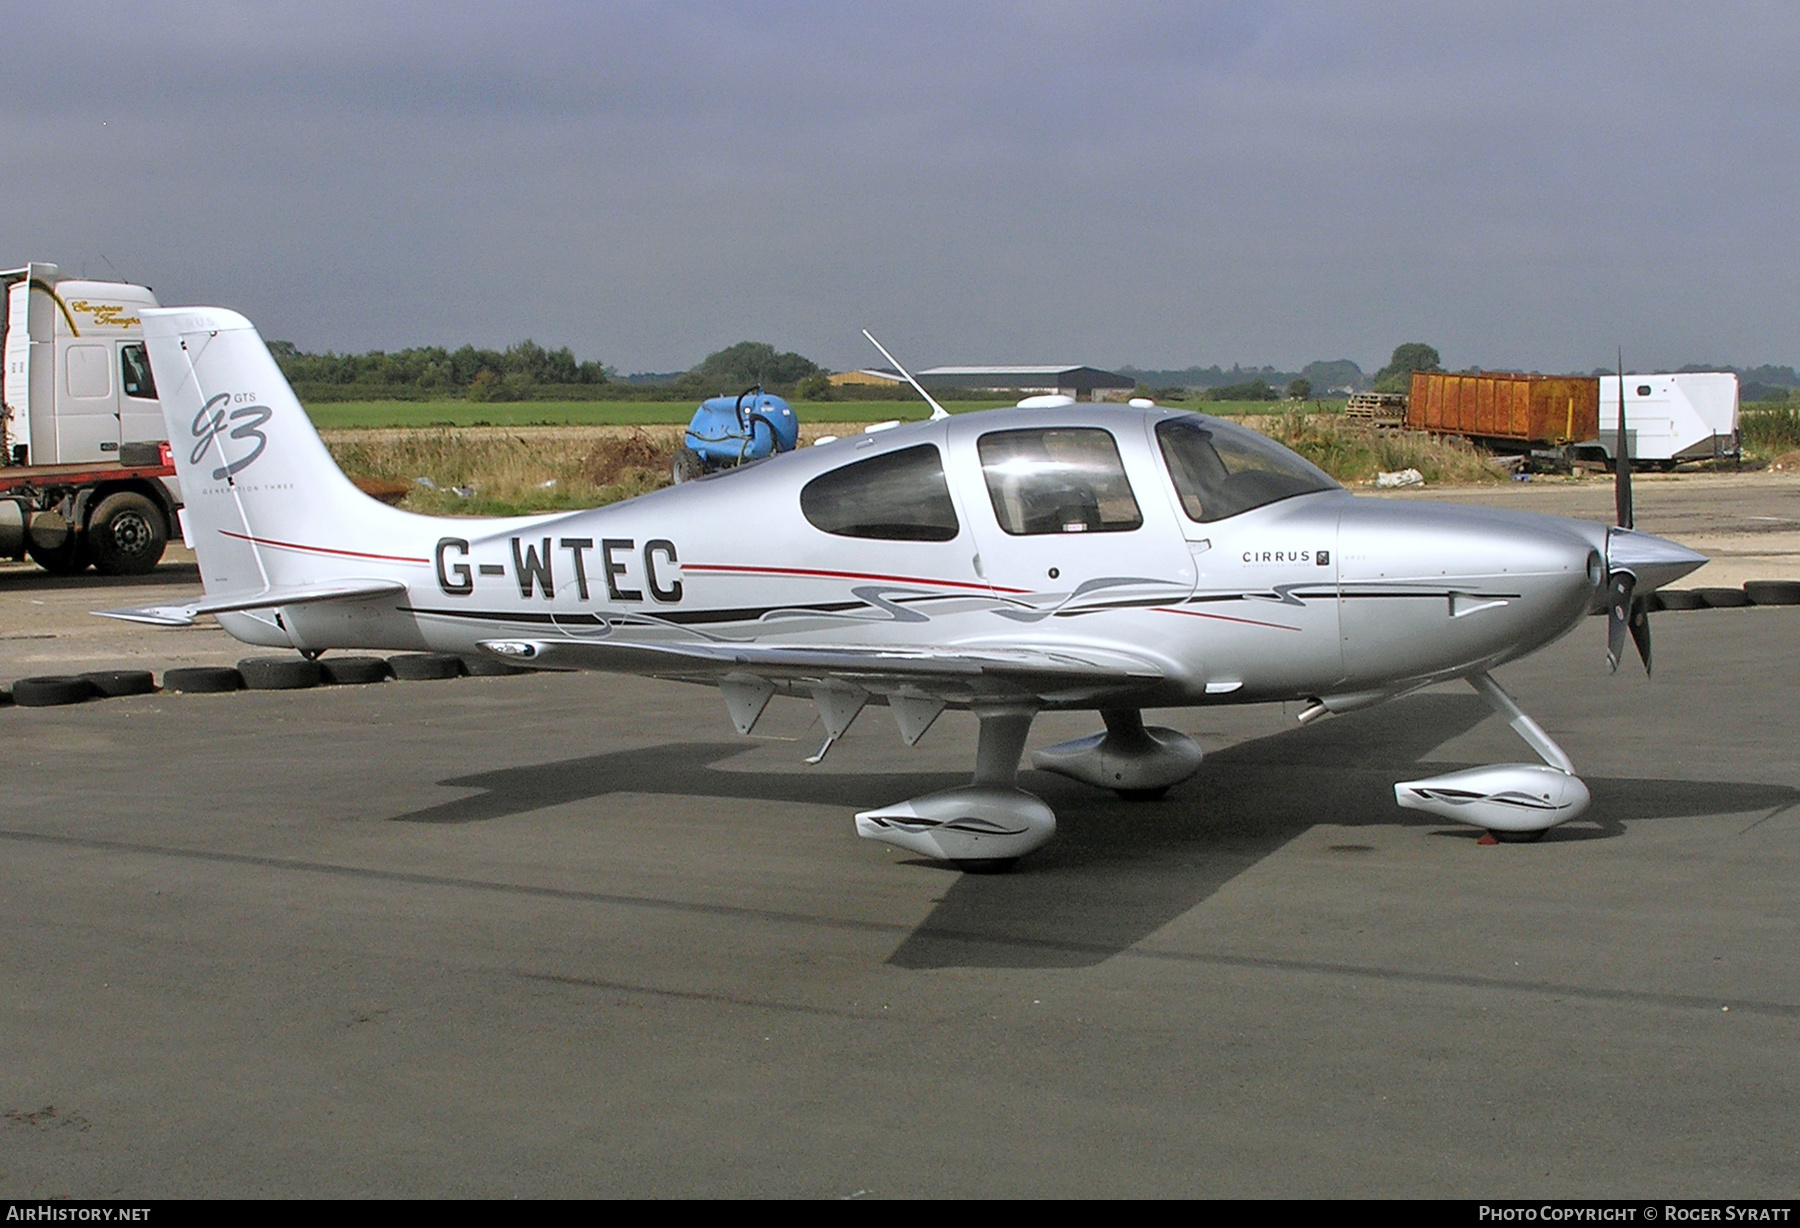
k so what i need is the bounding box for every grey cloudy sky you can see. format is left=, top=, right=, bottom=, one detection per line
left=5, top=2, right=1794, bottom=375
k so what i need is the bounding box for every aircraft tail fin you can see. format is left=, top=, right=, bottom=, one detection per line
left=140, top=307, right=419, bottom=597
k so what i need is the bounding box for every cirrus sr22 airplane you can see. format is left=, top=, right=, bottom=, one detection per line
left=105, top=308, right=1705, bottom=868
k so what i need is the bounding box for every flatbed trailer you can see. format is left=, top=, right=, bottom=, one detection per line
left=0, top=450, right=181, bottom=575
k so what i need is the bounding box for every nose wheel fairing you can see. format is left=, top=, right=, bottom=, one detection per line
left=1393, top=671, right=1590, bottom=836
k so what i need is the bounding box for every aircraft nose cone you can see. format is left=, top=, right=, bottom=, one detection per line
left=1336, top=502, right=1609, bottom=683
left=1606, top=528, right=1708, bottom=592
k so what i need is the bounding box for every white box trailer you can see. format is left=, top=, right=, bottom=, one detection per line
left=0, top=263, right=183, bottom=573
left=1585, top=372, right=1740, bottom=468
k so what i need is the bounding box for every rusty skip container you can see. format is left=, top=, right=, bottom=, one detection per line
left=1407, top=371, right=1599, bottom=446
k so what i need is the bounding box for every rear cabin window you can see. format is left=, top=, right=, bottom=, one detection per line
left=1155, top=416, right=1339, bottom=523
left=800, top=443, right=959, bottom=542
left=977, top=427, right=1142, bottom=535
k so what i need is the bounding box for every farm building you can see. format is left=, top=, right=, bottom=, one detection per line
left=916, top=365, right=1136, bottom=402
left=827, top=368, right=906, bottom=388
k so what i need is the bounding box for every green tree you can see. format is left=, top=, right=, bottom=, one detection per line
left=679, top=341, right=824, bottom=396
left=1373, top=343, right=1441, bottom=394
left=1287, top=377, right=1312, bottom=401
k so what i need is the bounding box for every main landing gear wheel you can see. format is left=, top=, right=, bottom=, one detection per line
left=855, top=708, right=1055, bottom=868
left=1032, top=708, right=1204, bottom=799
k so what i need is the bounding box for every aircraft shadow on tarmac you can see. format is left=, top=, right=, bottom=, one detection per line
left=391, top=693, right=1800, bottom=970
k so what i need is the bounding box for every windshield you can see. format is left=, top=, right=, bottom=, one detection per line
left=1155, top=415, right=1339, bottom=523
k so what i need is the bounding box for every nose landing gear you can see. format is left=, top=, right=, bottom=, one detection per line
left=1394, top=672, right=1591, bottom=840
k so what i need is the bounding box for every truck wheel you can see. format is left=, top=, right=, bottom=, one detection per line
left=26, top=536, right=91, bottom=574
left=87, top=492, right=168, bottom=576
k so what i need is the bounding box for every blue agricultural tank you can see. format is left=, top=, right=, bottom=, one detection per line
left=672, top=385, right=800, bottom=482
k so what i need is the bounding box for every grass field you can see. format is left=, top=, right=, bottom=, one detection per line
left=317, top=402, right=1482, bottom=518
left=298, top=396, right=1318, bottom=429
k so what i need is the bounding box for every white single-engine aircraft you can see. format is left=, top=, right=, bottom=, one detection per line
left=107, top=308, right=1706, bottom=867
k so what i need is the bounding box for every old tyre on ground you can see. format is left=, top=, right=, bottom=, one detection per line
left=319, top=656, right=392, bottom=685
left=460, top=654, right=529, bottom=677
left=162, top=666, right=243, bottom=694
left=87, top=492, right=168, bottom=576
left=80, top=669, right=157, bottom=697
left=388, top=652, right=465, bottom=681
left=238, top=656, right=323, bottom=690
left=10, top=676, right=95, bottom=706
left=1696, top=586, right=1751, bottom=608
left=1744, top=579, right=1800, bottom=606
left=1657, top=589, right=1706, bottom=611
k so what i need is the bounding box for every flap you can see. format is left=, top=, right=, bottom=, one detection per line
left=478, top=636, right=1163, bottom=699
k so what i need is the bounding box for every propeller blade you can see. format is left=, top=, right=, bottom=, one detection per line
left=1615, top=350, right=1633, bottom=529
left=1629, top=594, right=1653, bottom=676
left=1606, top=570, right=1635, bottom=673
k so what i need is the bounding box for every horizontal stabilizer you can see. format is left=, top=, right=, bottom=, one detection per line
left=94, top=578, right=407, bottom=627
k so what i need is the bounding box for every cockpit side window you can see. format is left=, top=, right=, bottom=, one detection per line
left=800, top=443, right=960, bottom=541
left=1155, top=416, right=1338, bottom=523
left=977, top=427, right=1142, bottom=536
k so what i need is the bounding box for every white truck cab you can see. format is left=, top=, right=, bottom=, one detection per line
left=0, top=263, right=183, bottom=574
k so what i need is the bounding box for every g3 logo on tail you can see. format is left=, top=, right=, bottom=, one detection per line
left=191, top=392, right=272, bottom=480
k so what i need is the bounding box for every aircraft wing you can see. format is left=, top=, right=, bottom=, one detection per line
left=478, top=636, right=1163, bottom=699
left=94, top=579, right=408, bottom=627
